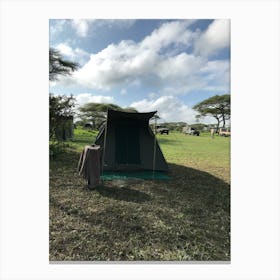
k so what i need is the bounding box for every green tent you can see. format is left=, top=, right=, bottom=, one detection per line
left=95, top=109, right=168, bottom=172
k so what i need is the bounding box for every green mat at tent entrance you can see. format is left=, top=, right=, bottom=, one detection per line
left=101, top=171, right=170, bottom=180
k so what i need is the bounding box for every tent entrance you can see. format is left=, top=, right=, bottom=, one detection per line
left=115, top=124, right=141, bottom=165
left=101, top=170, right=170, bottom=180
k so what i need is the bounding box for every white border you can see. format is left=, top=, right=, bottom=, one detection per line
left=1, top=0, right=279, bottom=279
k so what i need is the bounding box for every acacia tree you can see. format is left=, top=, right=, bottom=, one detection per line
left=49, top=48, right=79, bottom=81
left=78, top=103, right=121, bottom=129
left=49, top=48, right=79, bottom=142
left=193, top=94, right=230, bottom=131
left=78, top=103, right=138, bottom=129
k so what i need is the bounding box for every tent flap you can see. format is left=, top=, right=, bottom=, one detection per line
left=95, top=109, right=168, bottom=172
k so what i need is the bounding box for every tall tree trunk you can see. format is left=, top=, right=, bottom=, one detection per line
left=222, top=114, right=226, bottom=128
left=216, top=120, right=220, bottom=133
left=214, top=116, right=220, bottom=133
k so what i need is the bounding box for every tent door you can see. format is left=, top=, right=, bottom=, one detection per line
left=115, top=124, right=140, bottom=165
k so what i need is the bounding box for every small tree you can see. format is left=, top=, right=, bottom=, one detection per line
left=49, top=94, right=76, bottom=141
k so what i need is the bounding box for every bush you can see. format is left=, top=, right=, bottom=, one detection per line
left=49, top=141, right=70, bottom=160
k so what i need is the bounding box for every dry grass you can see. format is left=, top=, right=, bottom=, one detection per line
left=49, top=130, right=230, bottom=261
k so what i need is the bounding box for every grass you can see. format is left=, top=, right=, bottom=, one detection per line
left=157, top=132, right=230, bottom=183
left=49, top=128, right=230, bottom=261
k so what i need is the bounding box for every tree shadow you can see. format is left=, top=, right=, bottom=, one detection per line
left=156, top=137, right=177, bottom=144
left=159, top=163, right=230, bottom=217
left=94, top=184, right=151, bottom=203
left=50, top=159, right=230, bottom=261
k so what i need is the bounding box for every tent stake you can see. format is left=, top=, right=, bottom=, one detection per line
left=101, top=109, right=109, bottom=179
left=152, top=112, right=157, bottom=179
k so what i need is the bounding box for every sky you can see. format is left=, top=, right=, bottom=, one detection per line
left=49, top=19, right=230, bottom=124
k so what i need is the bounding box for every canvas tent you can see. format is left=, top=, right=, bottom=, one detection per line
left=95, top=109, right=168, bottom=172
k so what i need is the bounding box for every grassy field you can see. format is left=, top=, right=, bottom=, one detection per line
left=49, top=128, right=230, bottom=261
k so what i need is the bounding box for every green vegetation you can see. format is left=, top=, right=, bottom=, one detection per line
left=193, top=94, right=230, bottom=130
left=49, top=94, right=76, bottom=140
left=157, top=132, right=230, bottom=182
left=49, top=48, right=78, bottom=154
left=50, top=129, right=230, bottom=261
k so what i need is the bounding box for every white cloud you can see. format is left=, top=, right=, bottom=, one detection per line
left=71, top=19, right=92, bottom=37
left=156, top=53, right=204, bottom=80
left=55, top=20, right=230, bottom=97
left=49, top=20, right=67, bottom=37
left=141, top=20, right=197, bottom=51
left=61, top=20, right=201, bottom=90
left=130, top=96, right=197, bottom=123
left=69, top=38, right=205, bottom=91
left=55, top=43, right=90, bottom=65
left=71, top=19, right=137, bottom=37
left=93, top=19, right=137, bottom=29
left=131, top=96, right=218, bottom=124
left=56, top=43, right=75, bottom=57
left=200, top=60, right=230, bottom=91
left=194, top=19, right=230, bottom=56
left=75, top=93, right=114, bottom=106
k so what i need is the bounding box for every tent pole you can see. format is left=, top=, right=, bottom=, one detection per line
left=101, top=109, right=109, bottom=178
left=152, top=112, right=157, bottom=179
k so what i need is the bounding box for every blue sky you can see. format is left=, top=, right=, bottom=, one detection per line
left=49, top=19, right=230, bottom=123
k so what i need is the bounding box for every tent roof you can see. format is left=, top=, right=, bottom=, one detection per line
left=107, top=109, right=156, bottom=122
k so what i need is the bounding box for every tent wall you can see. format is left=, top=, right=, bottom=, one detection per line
left=95, top=110, right=168, bottom=172
left=139, top=125, right=168, bottom=171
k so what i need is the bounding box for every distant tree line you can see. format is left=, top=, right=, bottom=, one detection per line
left=154, top=122, right=217, bottom=132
